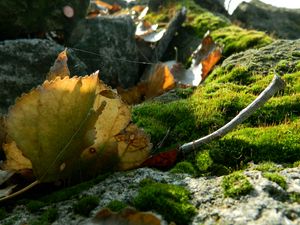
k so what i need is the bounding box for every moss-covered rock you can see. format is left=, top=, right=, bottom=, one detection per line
left=211, top=25, right=273, bottom=57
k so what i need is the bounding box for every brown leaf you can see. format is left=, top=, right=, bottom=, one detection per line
left=93, top=207, right=165, bottom=225
left=47, top=48, right=70, bottom=81
left=166, top=32, right=222, bottom=86
left=141, top=148, right=178, bottom=169
left=118, top=64, right=175, bottom=104
left=191, top=31, right=222, bottom=82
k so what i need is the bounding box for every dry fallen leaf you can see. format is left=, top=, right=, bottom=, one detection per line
left=4, top=51, right=152, bottom=183
left=118, top=63, right=175, bottom=104
left=5, top=73, right=103, bottom=182
left=190, top=31, right=222, bottom=82
left=93, top=207, right=166, bottom=225
left=167, top=31, right=222, bottom=86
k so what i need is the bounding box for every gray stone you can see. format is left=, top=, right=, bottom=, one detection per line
left=0, top=0, right=90, bottom=40
left=68, top=15, right=139, bottom=88
left=231, top=0, right=300, bottom=40
left=0, top=39, right=87, bottom=114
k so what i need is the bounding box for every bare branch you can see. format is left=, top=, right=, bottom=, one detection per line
left=179, top=75, right=286, bottom=154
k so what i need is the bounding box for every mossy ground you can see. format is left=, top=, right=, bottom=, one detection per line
left=133, top=46, right=300, bottom=174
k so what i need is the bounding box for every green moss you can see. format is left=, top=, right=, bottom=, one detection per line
left=0, top=207, right=7, bottom=220
left=170, top=161, right=196, bottom=176
left=222, top=171, right=253, bottom=198
left=289, top=192, right=300, bottom=203
left=190, top=12, right=229, bottom=37
left=132, top=100, right=199, bottom=146
left=263, top=172, right=287, bottom=190
left=133, top=180, right=196, bottom=225
left=255, top=162, right=281, bottom=172
left=293, top=161, right=300, bottom=167
left=105, top=200, right=127, bottom=212
left=73, top=195, right=99, bottom=217
left=195, top=150, right=213, bottom=172
left=209, top=120, right=300, bottom=168
left=30, top=207, right=58, bottom=225
left=211, top=26, right=273, bottom=57
left=26, top=200, right=46, bottom=213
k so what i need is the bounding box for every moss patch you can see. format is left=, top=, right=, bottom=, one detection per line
left=73, top=195, right=99, bottom=217
left=255, top=162, right=282, bottom=172
left=105, top=200, right=127, bottom=212
left=170, top=161, right=196, bottom=176
left=222, top=171, right=253, bottom=198
left=195, top=150, right=213, bottom=172
left=29, top=207, right=58, bottom=225
left=133, top=179, right=196, bottom=225
left=26, top=200, right=46, bottom=213
left=263, top=172, right=287, bottom=190
left=211, top=26, right=273, bottom=57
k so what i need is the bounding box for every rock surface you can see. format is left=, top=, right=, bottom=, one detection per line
left=0, top=0, right=90, bottom=40
left=1, top=166, right=299, bottom=225
left=67, top=15, right=139, bottom=88
left=221, top=39, right=300, bottom=75
left=0, top=39, right=87, bottom=114
left=231, top=0, right=300, bottom=40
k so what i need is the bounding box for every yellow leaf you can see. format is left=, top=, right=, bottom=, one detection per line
left=5, top=73, right=104, bottom=182
left=4, top=50, right=151, bottom=183
left=80, top=85, right=152, bottom=174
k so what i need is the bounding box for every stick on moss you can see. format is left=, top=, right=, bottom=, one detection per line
left=180, top=75, right=286, bottom=153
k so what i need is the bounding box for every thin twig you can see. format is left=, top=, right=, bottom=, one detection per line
left=0, top=180, right=40, bottom=202
left=179, top=75, right=286, bottom=154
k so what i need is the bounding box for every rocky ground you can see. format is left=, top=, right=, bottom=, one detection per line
left=1, top=165, right=299, bottom=225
